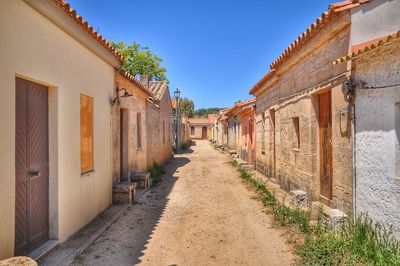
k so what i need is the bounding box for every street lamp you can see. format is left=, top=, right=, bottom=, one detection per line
left=174, top=88, right=181, bottom=151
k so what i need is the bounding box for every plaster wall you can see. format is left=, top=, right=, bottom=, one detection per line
left=354, top=40, right=400, bottom=236
left=146, top=91, right=173, bottom=167
left=112, top=73, right=148, bottom=183
left=0, top=1, right=114, bottom=258
left=189, top=125, right=208, bottom=139
left=351, top=0, right=400, bottom=45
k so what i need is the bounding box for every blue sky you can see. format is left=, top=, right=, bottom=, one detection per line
left=67, top=0, right=335, bottom=109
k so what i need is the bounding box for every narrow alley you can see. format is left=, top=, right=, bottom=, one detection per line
left=66, top=140, right=294, bottom=266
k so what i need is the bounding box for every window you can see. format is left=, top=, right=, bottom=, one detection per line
left=137, top=113, right=142, bottom=149
left=163, top=121, right=165, bottom=144
left=80, top=94, right=94, bottom=173
left=169, top=123, right=171, bottom=143
left=292, top=117, right=300, bottom=149
left=191, top=126, right=195, bottom=135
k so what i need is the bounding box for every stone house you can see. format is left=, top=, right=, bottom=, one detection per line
left=215, top=108, right=231, bottom=146
left=112, top=71, right=152, bottom=183
left=333, top=1, right=400, bottom=234
left=207, top=114, right=216, bottom=140
left=146, top=81, right=173, bottom=167
left=250, top=0, right=369, bottom=212
left=0, top=0, right=123, bottom=258
left=224, top=99, right=256, bottom=164
left=188, top=118, right=212, bottom=139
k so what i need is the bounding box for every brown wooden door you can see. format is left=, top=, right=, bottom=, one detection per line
left=15, top=78, right=49, bottom=255
left=202, top=126, right=207, bottom=139
left=319, top=91, right=333, bottom=204
left=270, top=109, right=276, bottom=178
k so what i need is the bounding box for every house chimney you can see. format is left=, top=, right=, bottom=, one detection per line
left=140, top=74, right=150, bottom=89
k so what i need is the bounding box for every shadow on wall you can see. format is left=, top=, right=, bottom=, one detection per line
left=130, top=156, right=190, bottom=265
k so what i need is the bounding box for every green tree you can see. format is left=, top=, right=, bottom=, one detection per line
left=194, top=107, right=224, bottom=118
left=111, top=41, right=167, bottom=81
left=180, top=97, right=195, bottom=118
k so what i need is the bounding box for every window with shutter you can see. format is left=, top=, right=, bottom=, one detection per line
left=80, top=94, right=94, bottom=173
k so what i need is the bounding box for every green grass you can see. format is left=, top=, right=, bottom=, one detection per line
left=229, top=163, right=400, bottom=265
left=149, top=162, right=165, bottom=185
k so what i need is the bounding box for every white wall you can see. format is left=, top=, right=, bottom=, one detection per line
left=0, top=1, right=114, bottom=258
left=351, top=0, right=400, bottom=45
left=355, top=40, right=400, bottom=236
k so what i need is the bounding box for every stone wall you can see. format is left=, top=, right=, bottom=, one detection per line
left=254, top=15, right=353, bottom=212
left=354, top=39, right=400, bottom=236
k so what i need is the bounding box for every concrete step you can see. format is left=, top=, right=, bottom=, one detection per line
left=310, top=201, right=347, bottom=224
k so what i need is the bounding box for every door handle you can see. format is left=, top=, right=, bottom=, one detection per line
left=29, top=170, right=40, bottom=177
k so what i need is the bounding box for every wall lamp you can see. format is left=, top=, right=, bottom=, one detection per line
left=111, top=87, right=133, bottom=106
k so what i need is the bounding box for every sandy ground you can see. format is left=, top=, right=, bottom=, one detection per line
left=73, top=140, right=295, bottom=266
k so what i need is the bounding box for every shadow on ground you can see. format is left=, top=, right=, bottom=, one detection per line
left=128, top=156, right=190, bottom=265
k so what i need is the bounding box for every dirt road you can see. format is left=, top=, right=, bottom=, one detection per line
left=74, top=140, right=295, bottom=266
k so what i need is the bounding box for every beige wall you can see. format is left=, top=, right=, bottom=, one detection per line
left=112, top=73, right=149, bottom=182
left=254, top=15, right=353, bottom=212
left=146, top=91, right=173, bottom=167
left=189, top=125, right=208, bottom=139
left=0, top=1, right=115, bottom=258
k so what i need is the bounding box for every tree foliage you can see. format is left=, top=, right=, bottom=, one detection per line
left=194, top=108, right=224, bottom=118
left=180, top=97, right=195, bottom=118
left=111, top=41, right=167, bottom=81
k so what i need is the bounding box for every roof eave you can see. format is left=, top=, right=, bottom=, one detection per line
left=24, top=0, right=123, bottom=68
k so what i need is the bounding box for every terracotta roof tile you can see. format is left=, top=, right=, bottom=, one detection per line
left=53, top=0, right=124, bottom=64
left=334, top=30, right=400, bottom=64
left=250, top=0, right=371, bottom=95
left=188, top=118, right=212, bottom=125
left=249, top=69, right=276, bottom=94
left=148, top=81, right=169, bottom=101
left=118, top=70, right=152, bottom=96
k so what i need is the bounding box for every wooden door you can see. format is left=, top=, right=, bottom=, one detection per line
left=120, top=109, right=129, bottom=182
left=202, top=126, right=207, bottom=139
left=15, top=78, right=49, bottom=255
left=270, top=109, right=276, bottom=178
left=248, top=118, right=254, bottom=164
left=319, top=91, right=333, bottom=204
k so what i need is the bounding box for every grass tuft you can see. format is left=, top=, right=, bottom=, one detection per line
left=228, top=160, right=400, bottom=265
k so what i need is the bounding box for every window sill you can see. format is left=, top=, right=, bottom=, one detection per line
left=81, top=170, right=95, bottom=177
left=137, top=147, right=142, bottom=151
left=291, top=148, right=300, bottom=152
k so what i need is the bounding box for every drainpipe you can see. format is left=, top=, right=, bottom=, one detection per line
left=351, top=103, right=356, bottom=221
left=344, top=78, right=357, bottom=221
left=342, top=77, right=357, bottom=221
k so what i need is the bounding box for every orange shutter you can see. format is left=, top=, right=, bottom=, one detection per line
left=80, top=94, right=94, bottom=173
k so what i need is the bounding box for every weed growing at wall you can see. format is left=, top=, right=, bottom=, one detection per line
left=149, top=163, right=165, bottom=185
left=229, top=158, right=400, bottom=265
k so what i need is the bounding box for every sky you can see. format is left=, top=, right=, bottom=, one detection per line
left=67, top=0, right=335, bottom=109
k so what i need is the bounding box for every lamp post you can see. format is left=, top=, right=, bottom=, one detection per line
left=174, top=88, right=181, bottom=151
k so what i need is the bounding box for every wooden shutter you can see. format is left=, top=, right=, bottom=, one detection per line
left=80, top=94, right=94, bottom=173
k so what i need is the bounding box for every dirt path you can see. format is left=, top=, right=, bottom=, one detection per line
left=74, top=140, right=295, bottom=266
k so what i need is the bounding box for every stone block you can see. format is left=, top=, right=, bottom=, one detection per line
left=131, top=172, right=150, bottom=188
left=113, top=182, right=137, bottom=205
left=323, top=208, right=347, bottom=228
left=0, top=257, right=37, bottom=266
left=290, top=190, right=308, bottom=207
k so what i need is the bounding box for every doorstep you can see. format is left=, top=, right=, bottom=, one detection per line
left=27, top=240, right=59, bottom=261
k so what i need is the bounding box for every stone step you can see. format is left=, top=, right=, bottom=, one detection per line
left=228, top=149, right=237, bottom=155
left=131, top=172, right=150, bottom=189
left=310, top=201, right=347, bottom=225
left=113, top=182, right=137, bottom=205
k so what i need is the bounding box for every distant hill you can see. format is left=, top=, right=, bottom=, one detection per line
left=194, top=107, right=224, bottom=118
